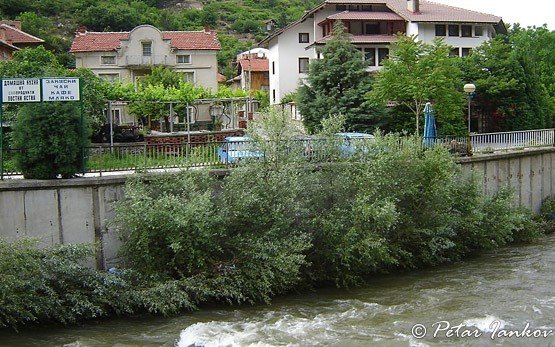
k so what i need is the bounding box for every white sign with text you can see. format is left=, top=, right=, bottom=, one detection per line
left=42, top=78, right=80, bottom=102
left=2, top=79, right=41, bottom=103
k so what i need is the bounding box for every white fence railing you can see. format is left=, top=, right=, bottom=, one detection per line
left=470, top=128, right=555, bottom=153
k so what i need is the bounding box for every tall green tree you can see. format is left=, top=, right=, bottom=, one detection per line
left=461, top=31, right=552, bottom=131
left=298, top=22, right=384, bottom=133
left=369, top=36, right=465, bottom=136
left=12, top=102, right=91, bottom=179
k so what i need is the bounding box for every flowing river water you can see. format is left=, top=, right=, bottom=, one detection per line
left=1, top=234, right=554, bottom=347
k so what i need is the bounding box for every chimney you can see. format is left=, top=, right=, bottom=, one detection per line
left=407, top=0, right=420, bottom=13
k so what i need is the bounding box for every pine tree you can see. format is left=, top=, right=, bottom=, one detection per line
left=298, top=21, right=385, bottom=133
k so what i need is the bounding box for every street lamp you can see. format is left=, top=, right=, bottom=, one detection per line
left=464, top=83, right=476, bottom=133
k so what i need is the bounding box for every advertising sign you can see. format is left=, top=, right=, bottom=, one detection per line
left=42, top=78, right=80, bottom=101
left=1, top=78, right=41, bottom=103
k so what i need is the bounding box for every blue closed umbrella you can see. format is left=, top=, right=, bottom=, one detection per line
left=423, top=102, right=437, bottom=147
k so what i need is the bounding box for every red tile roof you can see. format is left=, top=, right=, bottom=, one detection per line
left=0, top=24, right=44, bottom=45
left=70, top=29, right=220, bottom=53
left=325, top=0, right=502, bottom=23
left=260, top=0, right=502, bottom=45
left=238, top=59, right=269, bottom=72
left=70, top=32, right=128, bottom=53
left=326, top=11, right=404, bottom=21
left=162, top=31, right=221, bottom=50
left=0, top=39, right=19, bottom=51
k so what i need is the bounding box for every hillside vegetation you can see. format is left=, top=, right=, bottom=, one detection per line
left=0, top=0, right=321, bottom=76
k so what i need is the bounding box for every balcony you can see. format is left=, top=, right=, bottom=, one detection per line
left=319, top=11, right=406, bottom=37
left=124, top=55, right=173, bottom=68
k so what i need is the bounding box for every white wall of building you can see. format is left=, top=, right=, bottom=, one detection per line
left=269, top=19, right=317, bottom=104
left=417, top=23, right=493, bottom=50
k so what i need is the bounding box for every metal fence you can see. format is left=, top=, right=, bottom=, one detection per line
left=2, top=129, right=555, bottom=178
left=470, top=128, right=555, bottom=153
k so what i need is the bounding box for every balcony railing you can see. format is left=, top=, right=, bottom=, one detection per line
left=124, top=55, right=173, bottom=67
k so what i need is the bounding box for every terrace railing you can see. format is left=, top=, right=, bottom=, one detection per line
left=470, top=128, right=555, bottom=153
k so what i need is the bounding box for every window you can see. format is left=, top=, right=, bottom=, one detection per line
left=272, top=89, right=276, bottom=103
left=364, top=48, right=376, bottom=66
left=299, top=33, right=310, bottom=43
left=461, top=48, right=472, bottom=57
left=378, top=48, right=389, bottom=66
left=474, top=26, right=484, bottom=36
left=348, top=5, right=360, bottom=11
left=272, top=61, right=275, bottom=75
left=435, top=24, right=446, bottom=36
left=461, top=25, right=472, bottom=37
left=98, top=73, right=120, bottom=83
left=176, top=54, right=191, bottom=64
left=361, top=5, right=372, bottom=11
left=449, top=48, right=459, bottom=57
left=448, top=25, right=459, bottom=37
left=142, top=42, right=152, bottom=56
left=181, top=71, right=195, bottom=84
left=336, top=5, right=346, bottom=11
left=365, top=23, right=380, bottom=35
left=100, top=56, right=116, bottom=65
left=299, top=58, right=309, bottom=73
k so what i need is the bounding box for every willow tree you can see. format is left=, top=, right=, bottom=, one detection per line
left=298, top=21, right=384, bottom=133
left=369, top=36, right=465, bottom=136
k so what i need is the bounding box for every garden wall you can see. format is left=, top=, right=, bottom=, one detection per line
left=0, top=148, right=553, bottom=269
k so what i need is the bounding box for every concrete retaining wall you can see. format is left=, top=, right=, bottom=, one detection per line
left=0, top=148, right=553, bottom=269
left=457, top=147, right=555, bottom=213
left=0, top=177, right=127, bottom=269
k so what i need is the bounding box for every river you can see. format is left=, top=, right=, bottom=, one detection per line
left=1, top=234, right=554, bottom=347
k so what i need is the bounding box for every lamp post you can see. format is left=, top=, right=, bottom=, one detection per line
left=464, top=83, right=476, bottom=134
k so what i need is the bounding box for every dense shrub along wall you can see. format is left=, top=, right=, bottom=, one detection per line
left=116, top=134, right=542, bottom=301
left=0, top=133, right=546, bottom=329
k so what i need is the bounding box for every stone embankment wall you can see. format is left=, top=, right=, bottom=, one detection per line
left=0, top=148, right=553, bottom=269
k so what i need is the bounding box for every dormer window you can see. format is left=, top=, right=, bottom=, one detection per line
left=142, top=42, right=152, bottom=57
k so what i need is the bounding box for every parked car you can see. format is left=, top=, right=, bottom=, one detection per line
left=335, top=132, right=375, bottom=156
left=217, top=136, right=264, bottom=164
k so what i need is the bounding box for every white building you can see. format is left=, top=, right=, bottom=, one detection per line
left=259, top=0, right=504, bottom=104
left=70, top=25, right=221, bottom=127
left=70, top=25, right=220, bottom=91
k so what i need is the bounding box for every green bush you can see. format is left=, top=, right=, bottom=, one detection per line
left=116, top=111, right=542, bottom=293
left=0, top=239, right=206, bottom=329
left=12, top=102, right=90, bottom=179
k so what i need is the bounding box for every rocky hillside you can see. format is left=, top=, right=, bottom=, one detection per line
left=0, top=0, right=322, bottom=75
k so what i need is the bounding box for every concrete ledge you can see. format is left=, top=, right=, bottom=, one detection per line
left=457, top=147, right=555, bottom=164
left=0, top=169, right=233, bottom=191
left=0, top=175, right=130, bottom=191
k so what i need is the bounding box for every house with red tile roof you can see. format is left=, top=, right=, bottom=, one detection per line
left=229, top=48, right=270, bottom=92
left=259, top=0, right=504, bottom=104
left=70, top=25, right=221, bottom=91
left=0, top=20, right=44, bottom=60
